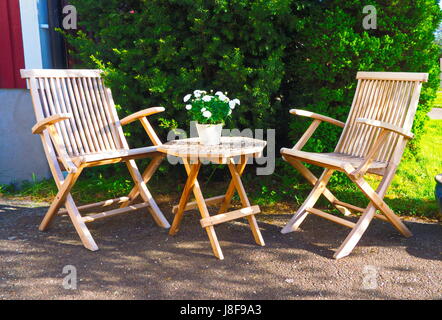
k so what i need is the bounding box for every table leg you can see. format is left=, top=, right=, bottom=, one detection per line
left=227, top=158, right=265, bottom=246
left=218, top=158, right=248, bottom=214
left=171, top=159, right=224, bottom=260
left=169, top=162, right=201, bottom=236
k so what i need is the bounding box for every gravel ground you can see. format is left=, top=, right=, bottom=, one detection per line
left=0, top=197, right=441, bottom=300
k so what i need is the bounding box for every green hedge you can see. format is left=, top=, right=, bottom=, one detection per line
left=66, top=0, right=441, bottom=151
left=284, top=0, right=442, bottom=153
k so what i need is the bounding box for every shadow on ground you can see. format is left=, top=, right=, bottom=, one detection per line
left=0, top=199, right=441, bottom=300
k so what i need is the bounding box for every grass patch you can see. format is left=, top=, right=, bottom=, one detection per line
left=433, top=90, right=442, bottom=108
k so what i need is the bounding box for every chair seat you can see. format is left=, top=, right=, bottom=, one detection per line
left=281, top=148, right=388, bottom=171
left=70, top=146, right=159, bottom=165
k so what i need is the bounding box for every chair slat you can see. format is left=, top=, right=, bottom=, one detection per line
left=86, top=78, right=117, bottom=150
left=53, top=78, right=80, bottom=155
left=45, top=78, right=74, bottom=155
left=336, top=74, right=425, bottom=164
left=97, top=78, right=126, bottom=149
left=59, top=78, right=87, bottom=155
left=64, top=77, right=92, bottom=154
left=79, top=77, right=108, bottom=151
left=30, top=73, right=127, bottom=157
left=73, top=78, right=101, bottom=152
left=50, top=77, right=79, bottom=155
left=77, top=78, right=106, bottom=151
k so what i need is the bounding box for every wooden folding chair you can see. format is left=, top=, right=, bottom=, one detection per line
left=280, top=72, right=428, bottom=259
left=21, top=69, right=170, bottom=251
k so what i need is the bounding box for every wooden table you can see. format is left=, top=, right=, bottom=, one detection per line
left=157, top=137, right=266, bottom=260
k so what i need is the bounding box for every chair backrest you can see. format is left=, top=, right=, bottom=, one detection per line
left=335, top=72, right=428, bottom=164
left=21, top=69, right=127, bottom=157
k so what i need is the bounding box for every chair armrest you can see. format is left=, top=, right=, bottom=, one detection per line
left=120, top=107, right=165, bottom=126
left=32, top=113, right=72, bottom=134
left=32, top=113, right=77, bottom=173
left=356, top=118, right=414, bottom=139
left=290, top=109, right=345, bottom=128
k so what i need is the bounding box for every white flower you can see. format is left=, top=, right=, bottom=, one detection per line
left=185, top=104, right=192, bottom=110
left=215, top=91, right=229, bottom=102
left=183, top=94, right=192, bottom=102
left=194, top=90, right=202, bottom=98
left=202, top=95, right=213, bottom=102
left=202, top=110, right=212, bottom=118
left=201, top=107, right=207, bottom=112
left=229, top=98, right=240, bottom=109
left=232, top=98, right=240, bottom=106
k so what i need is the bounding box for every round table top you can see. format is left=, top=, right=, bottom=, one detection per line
left=157, top=137, right=266, bottom=160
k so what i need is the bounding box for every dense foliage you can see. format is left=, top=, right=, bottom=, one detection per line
left=284, top=0, right=442, bottom=153
left=66, top=0, right=441, bottom=152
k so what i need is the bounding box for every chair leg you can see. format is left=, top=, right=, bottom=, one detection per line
left=351, top=176, right=412, bottom=237
left=64, top=195, right=99, bottom=251
left=125, top=160, right=170, bottom=228
left=333, top=203, right=376, bottom=259
left=334, top=170, right=412, bottom=259
left=39, top=167, right=83, bottom=231
left=284, top=156, right=351, bottom=216
left=281, top=169, right=334, bottom=234
left=121, top=155, right=164, bottom=208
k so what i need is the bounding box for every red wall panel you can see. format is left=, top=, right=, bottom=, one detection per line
left=0, top=0, right=26, bottom=88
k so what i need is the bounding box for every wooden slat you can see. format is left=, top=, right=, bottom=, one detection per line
left=43, top=78, right=72, bottom=155
left=70, top=77, right=98, bottom=152
left=84, top=77, right=112, bottom=150
left=341, top=79, right=373, bottom=155
left=361, top=80, right=388, bottom=158
left=356, top=71, right=428, bottom=82
left=200, top=205, right=260, bottom=228
left=78, top=77, right=106, bottom=151
left=54, top=78, right=80, bottom=155
left=97, top=78, right=125, bottom=149
left=82, top=202, right=150, bottom=223
left=172, top=195, right=225, bottom=214
left=63, top=77, right=91, bottom=154
left=21, top=69, right=102, bottom=78
left=89, top=77, right=117, bottom=150
left=353, top=79, right=381, bottom=157
left=306, top=207, right=355, bottom=229
left=58, top=197, right=130, bottom=215
left=333, top=200, right=365, bottom=213
left=59, top=77, right=85, bottom=155
left=49, top=77, right=74, bottom=155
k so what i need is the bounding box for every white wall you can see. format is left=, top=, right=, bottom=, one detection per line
left=19, top=0, right=43, bottom=69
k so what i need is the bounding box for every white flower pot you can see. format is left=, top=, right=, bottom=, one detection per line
left=196, top=123, right=223, bottom=145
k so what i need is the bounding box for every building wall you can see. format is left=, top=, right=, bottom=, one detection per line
left=0, top=89, right=51, bottom=186
left=0, top=0, right=26, bottom=88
